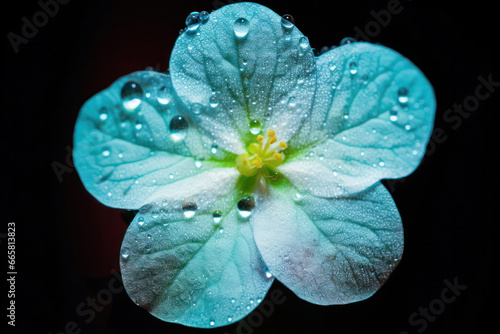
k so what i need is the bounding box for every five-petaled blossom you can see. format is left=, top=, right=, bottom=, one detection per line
left=73, top=2, right=435, bottom=328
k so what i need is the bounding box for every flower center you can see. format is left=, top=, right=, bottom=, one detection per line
left=236, top=129, right=287, bottom=177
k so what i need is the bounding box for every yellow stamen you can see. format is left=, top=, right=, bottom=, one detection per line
left=235, top=128, right=288, bottom=176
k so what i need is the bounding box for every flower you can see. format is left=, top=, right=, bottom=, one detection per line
left=73, top=2, right=435, bottom=329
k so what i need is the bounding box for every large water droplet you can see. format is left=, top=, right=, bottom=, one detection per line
left=398, top=87, right=409, bottom=105
left=340, top=37, right=356, bottom=45
left=265, top=268, right=273, bottom=279
left=99, top=108, right=108, bottom=121
left=192, top=103, right=204, bottom=115
left=349, top=62, right=358, bottom=75
left=211, top=144, right=218, bottom=154
left=234, top=18, right=250, bottom=39
left=157, top=86, right=171, bottom=105
left=299, top=36, right=309, bottom=50
left=121, top=81, right=143, bottom=112
left=182, top=202, right=197, bottom=219
left=281, top=14, right=295, bottom=30
left=199, top=10, right=210, bottom=23
left=169, top=115, right=189, bottom=141
left=237, top=197, right=254, bottom=218
left=185, top=12, right=201, bottom=33
left=249, top=119, right=262, bottom=135
left=209, top=95, right=219, bottom=108
left=389, top=108, right=398, bottom=122
left=121, top=249, right=129, bottom=261
left=212, top=211, right=222, bottom=225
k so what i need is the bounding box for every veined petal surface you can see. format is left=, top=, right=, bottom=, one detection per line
left=73, top=71, right=232, bottom=209
left=120, top=168, right=273, bottom=328
left=251, top=182, right=403, bottom=305
left=283, top=42, right=435, bottom=197
left=170, top=2, right=316, bottom=151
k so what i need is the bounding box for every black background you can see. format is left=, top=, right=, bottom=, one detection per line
left=2, top=0, right=498, bottom=333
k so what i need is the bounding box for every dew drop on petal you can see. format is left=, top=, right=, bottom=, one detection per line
left=340, top=37, right=356, bottom=45
left=265, top=268, right=273, bottom=279
left=212, top=210, right=222, bottom=225
left=185, top=12, right=201, bottom=33
left=99, top=109, right=108, bottom=121
left=121, top=249, right=129, bottom=261
left=234, top=18, right=250, bottom=39
left=349, top=61, right=358, bottom=75
left=211, top=144, right=218, bottom=154
left=121, top=81, right=143, bottom=112
left=157, top=86, right=171, bottom=105
left=199, top=10, right=210, bottom=23
left=249, top=119, right=262, bottom=135
left=192, top=103, right=204, bottom=115
left=237, top=197, right=254, bottom=219
left=389, top=108, right=399, bottom=122
left=281, top=14, right=295, bottom=30
left=169, top=115, right=189, bottom=141
left=398, top=87, right=409, bottom=105
left=299, top=36, right=309, bottom=51
left=102, top=149, right=110, bottom=157
left=182, top=202, right=197, bottom=219
left=209, top=95, right=219, bottom=108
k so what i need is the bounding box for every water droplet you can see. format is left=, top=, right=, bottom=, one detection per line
left=99, top=110, right=108, bottom=121
left=299, top=36, right=309, bottom=51
left=135, top=123, right=143, bottom=130
left=182, top=202, right=197, bottom=219
left=121, top=81, right=143, bottom=112
left=329, top=64, right=337, bottom=71
left=389, top=108, right=398, bottom=122
left=398, top=87, right=409, bottom=105
left=288, top=97, right=297, bottom=107
left=265, top=269, right=273, bottom=279
left=194, top=160, right=203, bottom=168
left=185, top=12, right=201, bottom=33
left=237, top=197, right=254, bottom=218
left=234, top=18, right=250, bottom=39
left=405, top=124, right=412, bottom=131
left=169, top=115, right=189, bottom=141
left=343, top=109, right=349, bottom=119
left=121, top=249, right=129, bottom=261
left=349, top=62, right=358, bottom=75
left=281, top=14, right=295, bottom=31
left=209, top=95, right=219, bottom=108
left=199, top=10, right=210, bottom=23
left=312, top=48, right=320, bottom=57
left=212, top=211, right=222, bottom=224
left=192, top=103, right=204, bottom=115
left=211, top=144, right=218, bottom=154
left=340, top=37, right=356, bottom=45
left=379, top=161, right=385, bottom=167
left=102, top=149, right=110, bottom=157
left=249, top=119, right=262, bottom=135
left=157, top=86, right=171, bottom=105
left=228, top=317, right=233, bottom=322
left=209, top=320, right=215, bottom=326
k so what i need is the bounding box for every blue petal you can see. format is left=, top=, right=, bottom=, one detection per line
left=120, top=173, right=274, bottom=328
left=73, top=71, right=231, bottom=209
left=170, top=3, right=316, bottom=149
left=251, top=182, right=403, bottom=305
left=282, top=42, right=436, bottom=197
